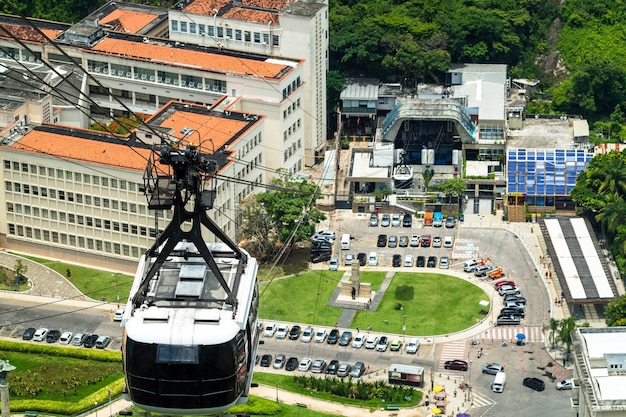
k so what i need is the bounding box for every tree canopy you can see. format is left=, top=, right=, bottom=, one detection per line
left=605, top=294, right=626, bottom=327
left=239, top=171, right=326, bottom=262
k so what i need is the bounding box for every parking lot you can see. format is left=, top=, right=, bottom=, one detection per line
left=318, top=211, right=460, bottom=270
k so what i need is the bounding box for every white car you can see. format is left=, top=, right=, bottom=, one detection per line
left=298, top=358, right=312, bottom=371
left=114, top=309, right=124, bottom=321
left=404, top=255, right=414, bottom=267
left=352, top=333, right=366, bottom=348
left=314, top=329, right=327, bottom=343
left=444, top=236, right=453, bottom=248
left=376, top=336, right=389, bottom=352
left=33, top=328, right=49, bottom=342
left=391, top=213, right=401, bottom=227
left=263, top=323, right=277, bottom=337
left=410, top=235, right=420, bottom=247
left=365, top=335, right=379, bottom=349
left=59, top=331, right=73, bottom=345
left=556, top=379, right=574, bottom=390
left=329, top=258, right=339, bottom=271
left=301, top=326, right=314, bottom=343
left=368, top=252, right=378, bottom=266
left=406, top=338, right=420, bottom=354
left=439, top=256, right=450, bottom=269
left=275, top=324, right=289, bottom=339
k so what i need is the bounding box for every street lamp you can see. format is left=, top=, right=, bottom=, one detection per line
left=108, top=389, right=112, bottom=417
left=402, top=315, right=406, bottom=346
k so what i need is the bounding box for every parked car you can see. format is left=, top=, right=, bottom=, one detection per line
left=376, top=336, right=389, bottom=352
left=410, top=234, right=420, bottom=247
left=260, top=354, right=272, bottom=367
left=311, top=359, right=327, bottom=373
left=298, top=358, right=313, bottom=371
left=482, top=363, right=505, bottom=375
left=404, top=255, right=414, bottom=267
left=388, top=235, right=398, bottom=248
left=327, top=329, right=340, bottom=344
left=314, top=329, right=327, bottom=343
left=95, top=335, right=111, bottom=349
left=556, top=379, right=574, bottom=390
left=345, top=253, right=355, bottom=266
left=72, top=332, right=87, bottom=346
left=444, top=360, right=468, bottom=371
left=22, top=327, right=36, bottom=340
left=504, top=295, right=527, bottom=305
left=421, top=235, right=432, bottom=247
left=427, top=256, right=438, bottom=268
left=352, top=333, right=366, bottom=348
left=326, top=359, right=339, bottom=375
left=504, top=300, right=526, bottom=310
left=337, top=363, right=352, bottom=377
left=432, top=236, right=442, bottom=248
left=500, top=307, right=525, bottom=318
left=369, top=213, right=379, bottom=227
left=365, top=335, right=379, bottom=349
left=392, top=254, right=402, bottom=267
left=312, top=230, right=335, bottom=241
left=301, top=326, right=314, bottom=343
left=311, top=251, right=332, bottom=263
left=406, top=338, right=420, bottom=354
left=391, top=213, right=401, bottom=227
left=381, top=214, right=391, bottom=227
left=33, top=328, right=49, bottom=342
left=273, top=354, right=286, bottom=369
left=368, top=252, right=378, bottom=266
left=444, top=236, right=453, bottom=248
left=445, top=215, right=456, bottom=228
left=328, top=258, right=339, bottom=271
left=377, top=234, right=387, bottom=247
left=390, top=339, right=402, bottom=351
left=357, top=253, right=367, bottom=266
left=46, top=330, right=61, bottom=343
left=399, top=236, right=409, bottom=247
left=523, top=377, right=545, bottom=391
left=289, top=325, right=302, bottom=340
left=350, top=361, right=366, bottom=378
left=264, top=323, right=277, bottom=337
left=402, top=213, right=412, bottom=227
left=276, top=324, right=289, bottom=339
left=495, top=280, right=516, bottom=290
left=114, top=309, right=124, bottom=321
left=497, top=314, right=521, bottom=326
left=416, top=256, right=426, bottom=267
left=83, top=334, right=99, bottom=348
left=439, top=256, right=450, bottom=269
left=338, top=331, right=353, bottom=346
left=286, top=357, right=299, bottom=371
left=474, top=265, right=492, bottom=277
left=499, top=285, right=521, bottom=296
left=59, top=331, right=73, bottom=345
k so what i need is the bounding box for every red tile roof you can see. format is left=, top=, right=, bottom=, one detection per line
left=0, top=23, right=63, bottom=43
left=183, top=0, right=285, bottom=24
left=159, top=110, right=251, bottom=153
left=90, top=37, right=293, bottom=79
left=13, top=129, right=151, bottom=171
left=99, top=9, right=160, bottom=34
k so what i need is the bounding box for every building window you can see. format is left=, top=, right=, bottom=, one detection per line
left=272, top=35, right=280, bottom=46
left=171, top=20, right=178, bottom=31
left=190, top=23, right=196, bottom=34
left=253, top=32, right=261, bottom=43
left=180, top=21, right=187, bottom=32
left=244, top=31, right=251, bottom=42
left=235, top=29, right=242, bottom=40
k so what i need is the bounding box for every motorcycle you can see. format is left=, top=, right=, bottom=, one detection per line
left=477, top=348, right=483, bottom=358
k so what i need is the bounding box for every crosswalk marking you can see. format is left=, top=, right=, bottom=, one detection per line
left=437, top=340, right=468, bottom=374
left=471, top=391, right=496, bottom=408
left=475, top=326, right=545, bottom=343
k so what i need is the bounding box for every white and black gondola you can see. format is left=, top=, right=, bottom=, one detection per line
left=121, top=143, right=260, bottom=415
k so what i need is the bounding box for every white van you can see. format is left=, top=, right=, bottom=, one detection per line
left=341, top=233, right=351, bottom=250
left=491, top=371, right=506, bottom=393
left=463, top=259, right=479, bottom=272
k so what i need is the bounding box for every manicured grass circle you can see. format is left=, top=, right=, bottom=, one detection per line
left=260, top=271, right=489, bottom=336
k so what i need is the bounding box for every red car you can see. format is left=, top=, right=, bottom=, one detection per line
left=444, top=360, right=468, bottom=371
left=495, top=280, right=516, bottom=290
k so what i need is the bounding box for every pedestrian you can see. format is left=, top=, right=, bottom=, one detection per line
left=454, top=389, right=457, bottom=397
left=356, top=326, right=360, bottom=333
left=367, top=325, right=372, bottom=332
left=554, top=296, right=558, bottom=305
left=335, top=322, right=338, bottom=328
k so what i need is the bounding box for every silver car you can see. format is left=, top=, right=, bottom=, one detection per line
left=301, top=326, right=314, bottom=343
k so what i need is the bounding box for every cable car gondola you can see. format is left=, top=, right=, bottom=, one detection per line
left=121, top=143, right=260, bottom=415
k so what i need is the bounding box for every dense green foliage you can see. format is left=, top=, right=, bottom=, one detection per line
left=604, top=294, right=626, bottom=326
left=329, top=0, right=558, bottom=83
left=0, top=340, right=123, bottom=415
left=0, top=0, right=95, bottom=23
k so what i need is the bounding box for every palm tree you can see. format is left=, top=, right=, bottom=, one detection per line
left=595, top=192, right=626, bottom=235
left=589, top=152, right=626, bottom=197
left=557, top=317, right=577, bottom=364
left=544, top=318, right=560, bottom=350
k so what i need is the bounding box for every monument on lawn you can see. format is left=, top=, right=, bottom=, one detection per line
left=0, top=359, right=16, bottom=417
